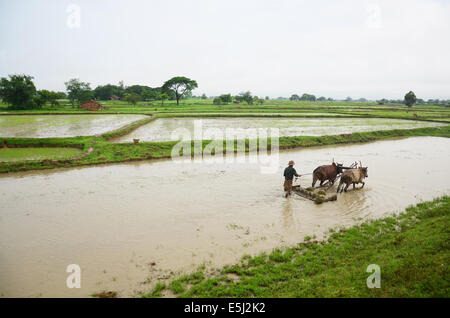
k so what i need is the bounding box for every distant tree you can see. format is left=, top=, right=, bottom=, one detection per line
left=158, top=93, right=168, bottom=106
left=124, top=93, right=141, bottom=105
left=145, top=87, right=162, bottom=101
left=254, top=97, right=264, bottom=105
left=265, top=96, right=270, bottom=100
left=57, top=91, right=67, bottom=99
left=377, top=98, right=387, bottom=105
left=235, top=91, right=253, bottom=104
left=213, top=97, right=222, bottom=105
left=38, top=90, right=60, bottom=106
left=219, top=94, right=232, bottom=104
left=317, top=96, right=326, bottom=101
left=162, top=76, right=198, bottom=106
left=290, top=94, right=301, bottom=101
left=201, top=93, right=207, bottom=100
left=0, top=74, right=42, bottom=110
left=94, top=84, right=117, bottom=100
left=404, top=91, right=417, bottom=107
left=345, top=96, right=353, bottom=102
left=65, top=78, right=92, bottom=107
left=327, top=97, right=334, bottom=101
left=301, top=93, right=316, bottom=101
left=358, top=98, right=367, bottom=102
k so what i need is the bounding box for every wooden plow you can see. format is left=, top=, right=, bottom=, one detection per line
left=292, top=184, right=337, bottom=204
left=291, top=161, right=359, bottom=204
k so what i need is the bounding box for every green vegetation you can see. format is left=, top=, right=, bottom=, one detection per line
left=142, top=196, right=450, bottom=297
left=0, top=74, right=43, bottom=110
left=162, top=76, right=198, bottom=106
left=405, top=91, right=417, bottom=107
left=0, top=147, right=82, bottom=162
left=64, top=78, right=93, bottom=107
left=124, top=93, right=140, bottom=105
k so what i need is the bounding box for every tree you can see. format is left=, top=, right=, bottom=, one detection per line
left=404, top=91, right=417, bottom=107
left=301, top=93, right=316, bottom=101
left=38, top=90, right=60, bottom=106
left=290, top=94, right=301, bottom=101
left=94, top=84, right=119, bottom=100
left=235, top=91, right=253, bottom=104
left=345, top=96, right=353, bottom=102
left=158, top=93, right=168, bottom=106
left=162, top=76, right=198, bottom=106
left=0, top=74, right=42, bottom=110
left=254, top=97, right=264, bottom=105
left=65, top=78, right=92, bottom=107
left=219, top=94, right=232, bottom=104
left=124, top=93, right=140, bottom=105
left=201, top=93, right=207, bottom=100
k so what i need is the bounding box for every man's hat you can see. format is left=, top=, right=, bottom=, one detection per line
left=288, top=160, right=295, bottom=165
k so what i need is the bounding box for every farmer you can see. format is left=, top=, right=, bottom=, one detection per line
left=283, top=160, right=300, bottom=198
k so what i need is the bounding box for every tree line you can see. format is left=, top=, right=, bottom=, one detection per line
left=0, top=74, right=198, bottom=109
left=1, top=74, right=448, bottom=110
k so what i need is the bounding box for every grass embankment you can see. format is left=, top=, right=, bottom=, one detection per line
left=142, top=196, right=450, bottom=298
left=0, top=125, right=449, bottom=173
left=0, top=147, right=82, bottom=162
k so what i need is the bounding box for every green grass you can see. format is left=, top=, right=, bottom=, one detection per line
left=0, top=147, right=82, bottom=162
left=142, top=196, right=450, bottom=298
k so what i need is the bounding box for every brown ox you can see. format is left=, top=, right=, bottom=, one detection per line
left=337, top=167, right=368, bottom=193
left=312, top=162, right=344, bottom=187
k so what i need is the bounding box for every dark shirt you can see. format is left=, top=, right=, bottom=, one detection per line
left=284, top=166, right=299, bottom=180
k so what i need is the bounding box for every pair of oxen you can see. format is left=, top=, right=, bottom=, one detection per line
left=311, top=161, right=368, bottom=193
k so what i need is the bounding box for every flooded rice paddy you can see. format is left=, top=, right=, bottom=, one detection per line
left=0, top=136, right=449, bottom=297
left=0, top=114, right=148, bottom=138
left=113, top=117, right=442, bottom=142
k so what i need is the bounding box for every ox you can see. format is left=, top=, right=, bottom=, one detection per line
left=337, top=166, right=368, bottom=193
left=312, top=161, right=344, bottom=188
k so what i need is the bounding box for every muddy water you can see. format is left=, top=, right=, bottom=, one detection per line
left=113, top=117, right=443, bottom=142
left=0, top=114, right=148, bottom=138
left=0, top=137, right=449, bottom=297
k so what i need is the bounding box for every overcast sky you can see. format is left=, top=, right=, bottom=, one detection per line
left=1, top=0, right=449, bottom=100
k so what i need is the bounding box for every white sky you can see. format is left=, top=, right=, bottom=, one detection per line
left=1, top=0, right=449, bottom=100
